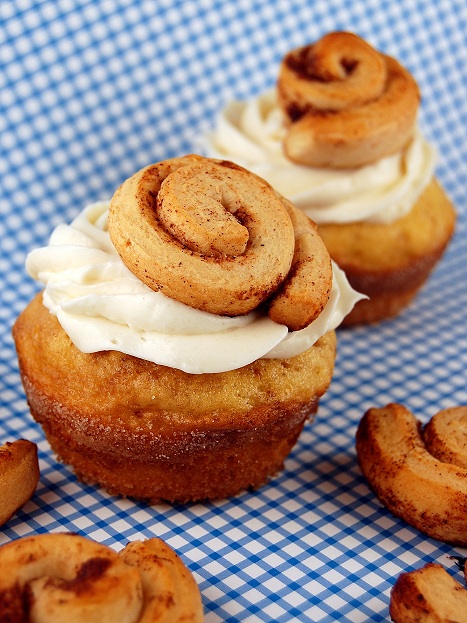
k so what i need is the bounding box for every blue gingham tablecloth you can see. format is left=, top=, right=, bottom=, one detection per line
left=1, top=1, right=466, bottom=621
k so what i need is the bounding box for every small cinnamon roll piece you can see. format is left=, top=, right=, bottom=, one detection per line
left=108, top=155, right=332, bottom=330
left=390, top=562, right=467, bottom=623
left=0, top=439, right=39, bottom=527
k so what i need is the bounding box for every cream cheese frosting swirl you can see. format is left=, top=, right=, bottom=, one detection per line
left=26, top=201, right=364, bottom=374
left=204, top=89, right=436, bottom=225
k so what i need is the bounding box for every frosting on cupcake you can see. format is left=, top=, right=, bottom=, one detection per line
left=26, top=201, right=364, bottom=374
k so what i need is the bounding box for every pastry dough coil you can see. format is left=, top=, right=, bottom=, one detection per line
left=0, top=533, right=203, bottom=622
left=109, top=155, right=332, bottom=331
left=278, top=31, right=420, bottom=168
left=356, top=403, right=467, bottom=545
left=0, top=439, right=39, bottom=527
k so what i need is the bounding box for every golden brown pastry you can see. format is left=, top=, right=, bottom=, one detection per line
left=108, top=155, right=332, bottom=331
left=356, top=403, right=467, bottom=545
left=0, top=439, right=39, bottom=526
left=275, top=31, right=456, bottom=324
left=206, top=32, right=456, bottom=324
left=389, top=562, right=467, bottom=623
left=278, top=31, right=420, bottom=169
left=423, top=405, right=467, bottom=469
left=13, top=155, right=346, bottom=503
left=0, top=533, right=203, bottom=622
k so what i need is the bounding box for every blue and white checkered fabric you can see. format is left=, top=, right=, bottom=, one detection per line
left=1, top=1, right=466, bottom=620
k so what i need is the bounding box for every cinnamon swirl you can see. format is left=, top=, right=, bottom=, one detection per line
left=278, top=32, right=420, bottom=169
left=0, top=533, right=203, bottom=622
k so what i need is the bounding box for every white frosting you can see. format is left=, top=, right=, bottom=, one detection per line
left=26, top=202, right=364, bottom=374
left=204, top=89, right=436, bottom=224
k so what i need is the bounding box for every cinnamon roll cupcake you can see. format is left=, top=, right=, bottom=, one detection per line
left=13, top=155, right=363, bottom=503
left=206, top=31, right=456, bottom=325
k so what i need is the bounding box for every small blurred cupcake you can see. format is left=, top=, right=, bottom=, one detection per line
left=205, top=32, right=456, bottom=325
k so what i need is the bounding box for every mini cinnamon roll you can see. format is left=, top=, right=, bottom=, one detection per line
left=108, top=155, right=332, bottom=330
left=278, top=32, right=420, bottom=169
left=0, top=533, right=203, bottom=622
left=356, top=403, right=467, bottom=545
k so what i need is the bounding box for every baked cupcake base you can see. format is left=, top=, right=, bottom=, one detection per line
left=318, top=179, right=456, bottom=325
left=13, top=294, right=336, bottom=503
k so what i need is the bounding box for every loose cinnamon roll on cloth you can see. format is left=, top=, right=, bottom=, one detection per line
left=206, top=31, right=456, bottom=325
left=0, top=533, right=203, bottom=622
left=0, top=439, right=39, bottom=527
left=356, top=404, right=467, bottom=546
left=13, top=155, right=362, bottom=503
left=389, top=562, right=467, bottom=623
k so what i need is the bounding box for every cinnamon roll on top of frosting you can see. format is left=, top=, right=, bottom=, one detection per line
left=277, top=31, right=420, bottom=169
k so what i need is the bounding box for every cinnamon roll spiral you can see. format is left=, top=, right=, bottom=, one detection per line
left=0, top=533, right=203, bottom=622
left=109, top=155, right=332, bottom=331
left=423, top=405, right=467, bottom=469
left=278, top=32, right=420, bottom=168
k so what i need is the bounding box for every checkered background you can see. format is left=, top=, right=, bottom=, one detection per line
left=1, top=1, right=466, bottom=621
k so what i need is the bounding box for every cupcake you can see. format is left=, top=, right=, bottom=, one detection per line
left=13, top=155, right=363, bottom=503
left=205, top=32, right=456, bottom=325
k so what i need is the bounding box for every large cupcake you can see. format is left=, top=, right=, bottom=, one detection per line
left=13, top=155, right=362, bottom=503
left=206, top=32, right=456, bottom=325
